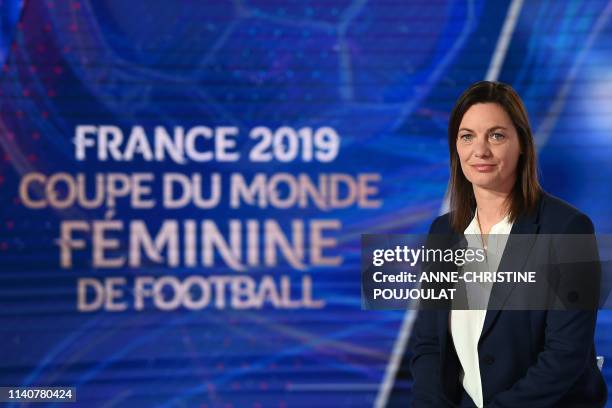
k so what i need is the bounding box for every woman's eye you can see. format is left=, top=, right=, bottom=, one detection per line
left=460, top=134, right=473, bottom=141
left=490, top=132, right=505, bottom=141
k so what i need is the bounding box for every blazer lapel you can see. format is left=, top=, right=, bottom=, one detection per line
left=438, top=232, right=468, bottom=349
left=479, top=211, right=540, bottom=343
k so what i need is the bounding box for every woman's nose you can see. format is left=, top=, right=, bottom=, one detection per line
left=473, top=136, right=492, bottom=158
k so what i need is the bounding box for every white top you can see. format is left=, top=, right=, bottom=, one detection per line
left=450, top=209, right=513, bottom=407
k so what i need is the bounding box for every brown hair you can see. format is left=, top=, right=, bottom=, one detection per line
left=447, top=80, right=541, bottom=232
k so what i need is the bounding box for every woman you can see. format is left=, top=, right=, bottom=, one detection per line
left=409, top=81, right=607, bottom=407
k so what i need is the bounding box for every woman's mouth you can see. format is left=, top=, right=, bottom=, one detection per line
left=471, top=163, right=496, bottom=172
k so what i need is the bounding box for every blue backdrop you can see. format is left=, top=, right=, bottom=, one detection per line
left=0, top=1, right=611, bottom=407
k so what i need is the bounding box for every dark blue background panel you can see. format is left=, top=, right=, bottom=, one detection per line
left=0, top=1, right=611, bottom=407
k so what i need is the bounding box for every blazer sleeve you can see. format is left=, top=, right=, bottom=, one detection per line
left=410, top=310, right=454, bottom=407
left=409, top=216, right=455, bottom=407
left=487, top=213, right=601, bottom=407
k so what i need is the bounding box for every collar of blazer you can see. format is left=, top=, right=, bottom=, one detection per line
left=438, top=193, right=544, bottom=345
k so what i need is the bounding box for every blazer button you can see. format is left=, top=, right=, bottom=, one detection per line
left=483, top=354, right=495, bottom=365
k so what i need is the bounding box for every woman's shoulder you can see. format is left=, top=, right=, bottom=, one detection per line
left=427, top=212, right=452, bottom=234
left=427, top=192, right=595, bottom=234
left=537, top=191, right=595, bottom=234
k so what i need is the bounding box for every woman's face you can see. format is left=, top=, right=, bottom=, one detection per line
left=456, top=102, right=522, bottom=193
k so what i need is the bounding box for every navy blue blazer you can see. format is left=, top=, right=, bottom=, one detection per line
left=409, top=192, right=608, bottom=407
